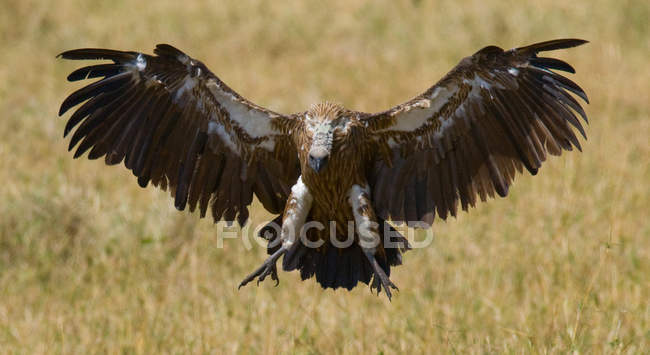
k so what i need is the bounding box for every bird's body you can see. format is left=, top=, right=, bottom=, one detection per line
left=58, top=39, right=589, bottom=299
left=296, top=104, right=366, bottom=226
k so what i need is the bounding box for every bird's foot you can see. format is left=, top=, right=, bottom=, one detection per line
left=371, top=270, right=399, bottom=301
left=238, top=247, right=286, bottom=289
left=366, top=252, right=399, bottom=301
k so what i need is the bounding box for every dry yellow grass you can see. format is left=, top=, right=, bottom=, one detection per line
left=0, top=0, right=648, bottom=353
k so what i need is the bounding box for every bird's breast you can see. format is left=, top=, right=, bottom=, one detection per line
left=301, top=152, right=366, bottom=213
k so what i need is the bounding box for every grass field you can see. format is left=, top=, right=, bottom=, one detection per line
left=1, top=0, right=648, bottom=353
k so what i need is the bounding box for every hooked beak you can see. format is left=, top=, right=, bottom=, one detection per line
left=309, top=122, right=333, bottom=173
left=308, top=153, right=328, bottom=173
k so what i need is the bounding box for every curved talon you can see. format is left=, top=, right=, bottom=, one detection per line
left=271, top=265, right=280, bottom=286
left=371, top=276, right=381, bottom=295
left=367, top=258, right=399, bottom=301
left=238, top=247, right=286, bottom=289
left=372, top=275, right=396, bottom=301
left=257, top=263, right=277, bottom=285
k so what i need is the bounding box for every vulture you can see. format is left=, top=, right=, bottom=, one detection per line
left=58, top=39, right=589, bottom=300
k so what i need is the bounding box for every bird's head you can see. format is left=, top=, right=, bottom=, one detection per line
left=305, top=102, right=349, bottom=173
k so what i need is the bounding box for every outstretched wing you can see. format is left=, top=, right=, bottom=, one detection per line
left=58, top=44, right=301, bottom=225
left=362, top=39, right=589, bottom=226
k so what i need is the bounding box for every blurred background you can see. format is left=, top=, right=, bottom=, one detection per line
left=0, top=0, right=648, bottom=353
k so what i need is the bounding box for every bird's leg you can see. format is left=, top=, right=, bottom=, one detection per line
left=348, top=184, right=399, bottom=301
left=238, top=176, right=313, bottom=289
left=364, top=249, right=398, bottom=299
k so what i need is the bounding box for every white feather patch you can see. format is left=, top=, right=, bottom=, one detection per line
left=208, top=120, right=237, bottom=152
left=434, top=114, right=456, bottom=140
left=205, top=80, right=276, bottom=151
left=125, top=54, right=147, bottom=79
left=464, top=73, right=505, bottom=101
left=282, top=176, right=313, bottom=245
left=175, top=75, right=198, bottom=101
left=135, top=54, right=146, bottom=71
left=387, top=86, right=456, bottom=133
left=348, top=184, right=377, bottom=252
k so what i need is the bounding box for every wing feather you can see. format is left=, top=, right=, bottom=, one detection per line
left=363, top=39, right=589, bottom=225
left=58, top=44, right=301, bottom=223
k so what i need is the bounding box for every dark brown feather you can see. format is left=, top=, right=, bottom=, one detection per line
left=59, top=44, right=299, bottom=226
left=67, top=63, right=124, bottom=81
left=59, top=72, right=132, bottom=116
left=529, top=57, right=576, bottom=73
left=366, top=39, right=588, bottom=224
left=58, top=48, right=136, bottom=62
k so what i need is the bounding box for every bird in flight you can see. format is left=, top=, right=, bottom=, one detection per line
left=58, top=39, right=588, bottom=300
